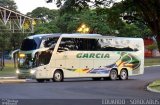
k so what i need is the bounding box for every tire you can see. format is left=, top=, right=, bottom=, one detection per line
left=52, top=70, right=63, bottom=82
left=92, top=77, right=101, bottom=81
left=119, top=69, right=128, bottom=80
left=36, top=79, right=45, bottom=83
left=109, top=69, right=118, bottom=80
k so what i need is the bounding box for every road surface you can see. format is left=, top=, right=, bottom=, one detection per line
left=0, top=66, right=160, bottom=105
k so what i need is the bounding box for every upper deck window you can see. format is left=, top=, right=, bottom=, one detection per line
left=20, top=37, right=41, bottom=51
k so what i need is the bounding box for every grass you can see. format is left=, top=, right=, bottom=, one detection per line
left=148, top=80, right=160, bottom=92
left=0, top=60, right=16, bottom=77
left=144, top=57, right=160, bottom=66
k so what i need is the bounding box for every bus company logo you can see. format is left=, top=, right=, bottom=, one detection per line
left=76, top=53, right=110, bottom=58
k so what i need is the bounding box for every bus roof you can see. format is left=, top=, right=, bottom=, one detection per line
left=61, top=33, right=102, bottom=37
left=27, top=33, right=102, bottom=39
left=61, top=34, right=142, bottom=40
left=27, top=33, right=142, bottom=40
left=28, top=33, right=61, bottom=39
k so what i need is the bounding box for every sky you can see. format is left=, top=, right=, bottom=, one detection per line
left=14, top=0, right=121, bottom=15
left=14, top=0, right=58, bottom=14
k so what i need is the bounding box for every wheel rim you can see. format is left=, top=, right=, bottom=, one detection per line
left=54, top=72, right=61, bottom=81
left=110, top=70, right=117, bottom=80
left=120, top=70, right=127, bottom=80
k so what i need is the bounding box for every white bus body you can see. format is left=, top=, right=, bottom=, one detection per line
left=17, top=33, right=144, bottom=82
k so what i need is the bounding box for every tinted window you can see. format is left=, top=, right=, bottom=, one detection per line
left=20, top=38, right=41, bottom=51
left=58, top=38, right=138, bottom=52
left=98, top=39, right=138, bottom=51
left=43, top=37, right=59, bottom=48
left=58, top=38, right=100, bottom=52
left=58, top=38, right=76, bottom=52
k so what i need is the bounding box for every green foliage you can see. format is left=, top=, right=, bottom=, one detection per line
left=10, top=33, right=29, bottom=50
left=146, top=44, right=157, bottom=51
left=0, top=0, right=22, bottom=52
left=31, top=6, right=152, bottom=37
left=0, top=23, right=11, bottom=51
left=0, top=0, right=17, bottom=10
left=27, top=7, right=59, bottom=23
left=51, top=0, right=160, bottom=51
left=34, top=23, right=59, bottom=34
left=54, top=9, right=112, bottom=34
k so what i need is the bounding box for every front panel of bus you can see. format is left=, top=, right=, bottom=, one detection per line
left=17, top=36, right=59, bottom=78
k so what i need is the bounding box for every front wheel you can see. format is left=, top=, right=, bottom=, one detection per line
left=109, top=69, right=118, bottom=80
left=52, top=70, right=63, bottom=82
left=119, top=69, right=128, bottom=80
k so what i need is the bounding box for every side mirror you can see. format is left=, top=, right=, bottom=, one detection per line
left=11, top=49, right=20, bottom=59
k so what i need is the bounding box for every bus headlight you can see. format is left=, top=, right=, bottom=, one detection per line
left=30, top=70, right=36, bottom=74
left=16, top=70, right=20, bottom=74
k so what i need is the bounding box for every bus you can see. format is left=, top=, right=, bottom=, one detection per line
left=17, top=33, right=144, bottom=82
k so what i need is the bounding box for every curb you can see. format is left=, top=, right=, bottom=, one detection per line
left=0, top=76, right=27, bottom=84
left=147, top=85, right=160, bottom=93
left=145, top=65, right=160, bottom=68
left=0, top=76, right=17, bottom=79
left=0, top=79, right=26, bottom=83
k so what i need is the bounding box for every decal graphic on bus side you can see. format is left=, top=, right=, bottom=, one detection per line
left=67, top=52, right=140, bottom=74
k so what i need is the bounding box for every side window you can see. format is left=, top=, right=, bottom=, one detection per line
left=98, top=39, right=138, bottom=51
left=58, top=38, right=77, bottom=52
left=86, top=39, right=101, bottom=51
left=57, top=38, right=102, bottom=52
left=77, top=38, right=100, bottom=51
left=42, top=37, right=58, bottom=48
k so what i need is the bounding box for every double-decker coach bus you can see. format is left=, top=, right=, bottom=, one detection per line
left=17, top=33, right=144, bottom=82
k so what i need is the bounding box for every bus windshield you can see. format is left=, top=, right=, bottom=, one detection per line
left=20, top=38, right=41, bottom=51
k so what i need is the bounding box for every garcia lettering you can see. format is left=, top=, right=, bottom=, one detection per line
left=77, top=53, right=110, bottom=58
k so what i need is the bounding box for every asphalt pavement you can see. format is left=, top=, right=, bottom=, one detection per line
left=0, top=66, right=160, bottom=105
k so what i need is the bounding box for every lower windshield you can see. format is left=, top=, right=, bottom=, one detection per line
left=20, top=38, right=41, bottom=51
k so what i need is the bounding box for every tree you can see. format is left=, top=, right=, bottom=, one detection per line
left=49, top=0, right=160, bottom=51
left=0, top=0, right=21, bottom=51
left=0, top=0, right=17, bottom=10
left=55, top=9, right=113, bottom=34
left=34, top=22, right=60, bottom=34
left=0, top=24, right=11, bottom=51
left=133, top=0, right=160, bottom=51
left=10, top=33, right=28, bottom=50
left=27, top=7, right=60, bottom=34
left=27, top=7, right=59, bottom=23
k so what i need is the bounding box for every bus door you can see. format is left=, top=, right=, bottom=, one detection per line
left=65, top=51, right=80, bottom=77
left=56, top=38, right=80, bottom=77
